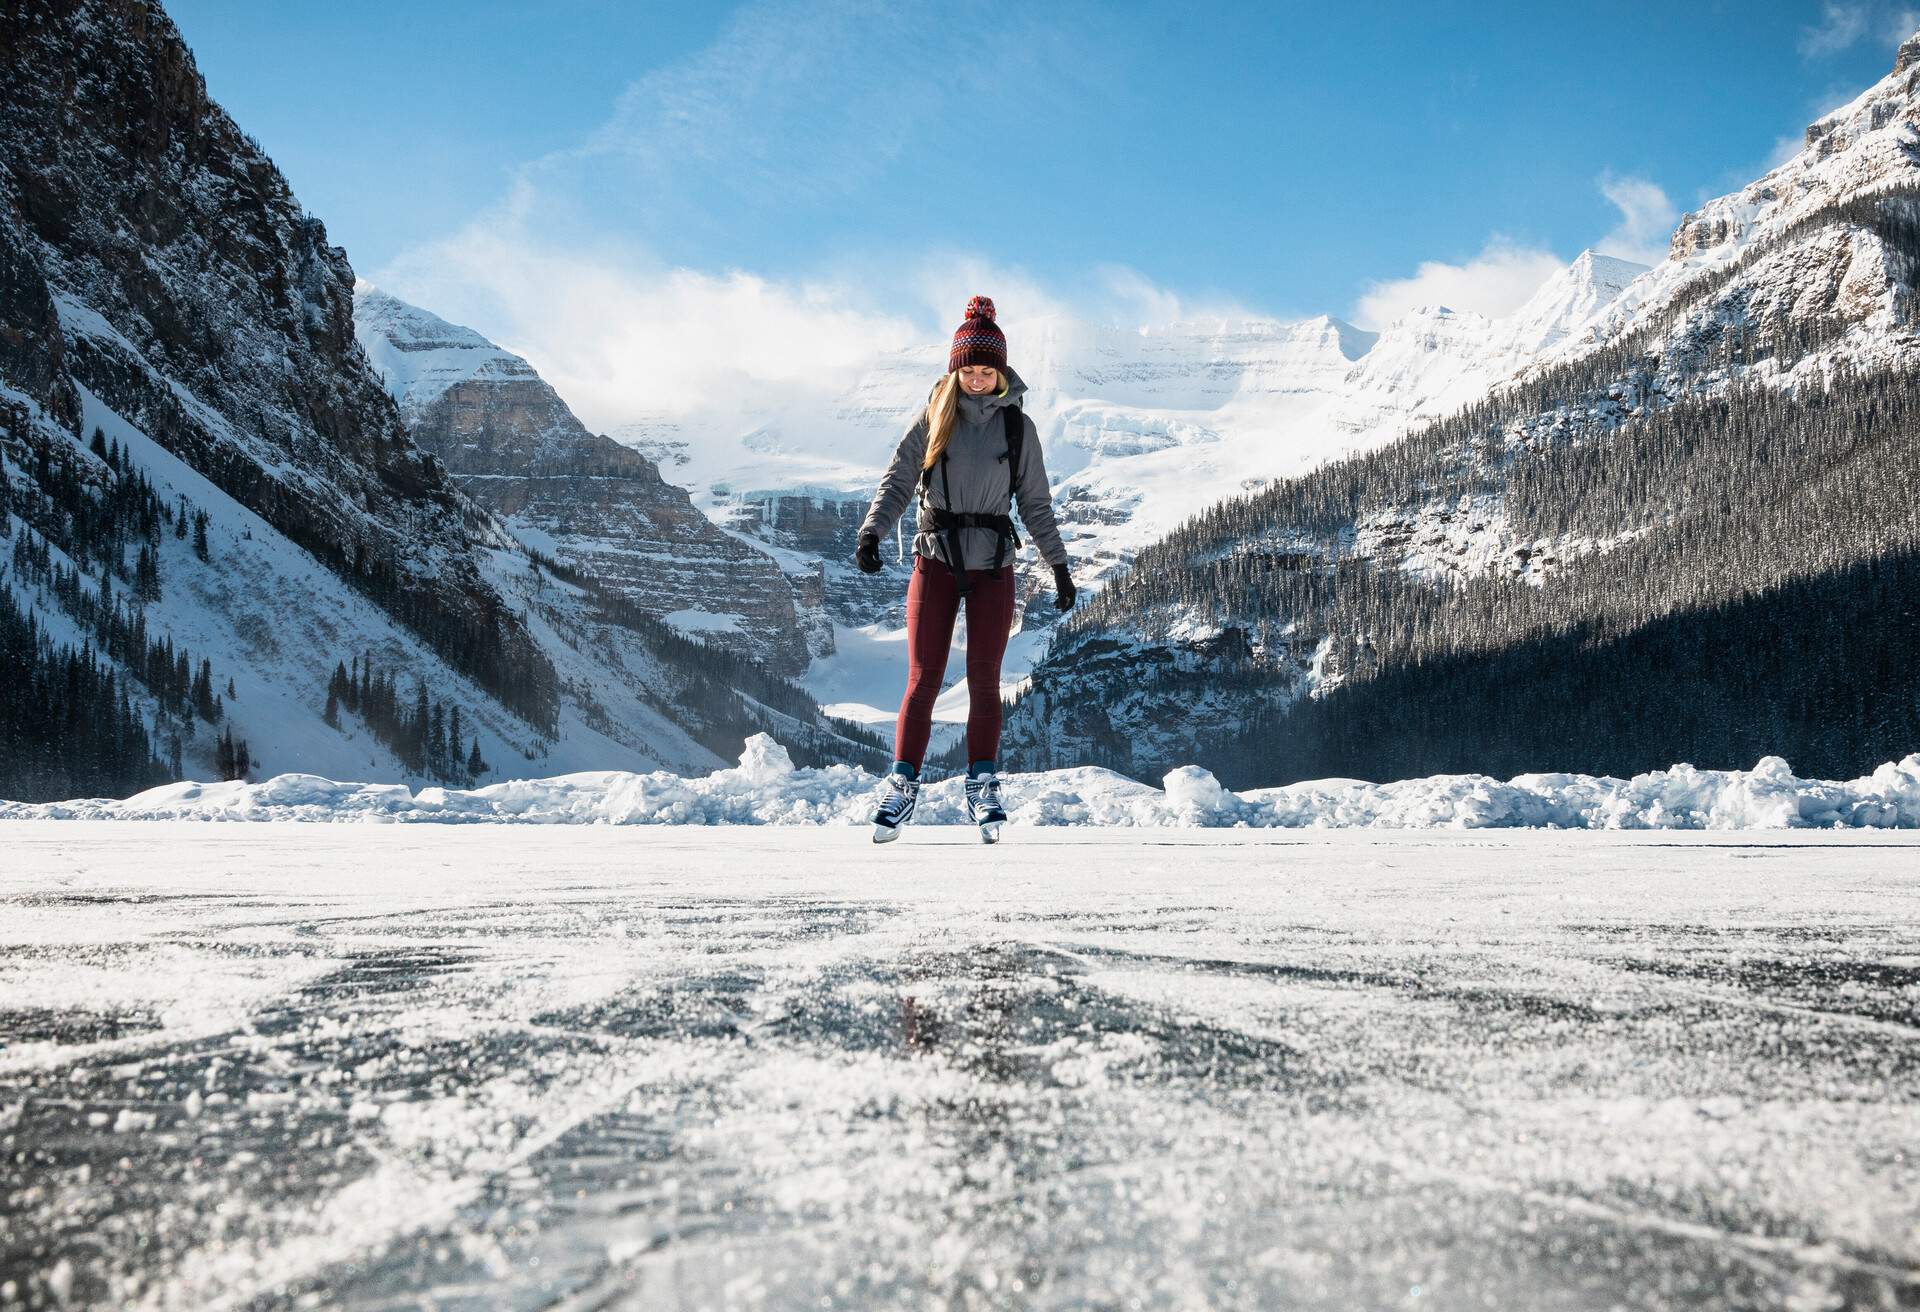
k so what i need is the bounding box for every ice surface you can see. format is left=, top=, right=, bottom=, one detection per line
left=6, top=736, right=1918, bottom=830
left=1, top=823, right=1915, bottom=1310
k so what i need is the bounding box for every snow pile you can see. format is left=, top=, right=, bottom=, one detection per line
left=6, top=736, right=1920, bottom=829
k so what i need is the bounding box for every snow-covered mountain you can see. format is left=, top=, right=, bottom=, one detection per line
left=0, top=0, right=881, bottom=801
left=1329, top=251, right=1648, bottom=438
left=1544, top=37, right=1920, bottom=375
left=995, top=33, right=1920, bottom=785
left=575, top=251, right=1645, bottom=739
left=353, top=286, right=826, bottom=675
left=11, top=0, right=1905, bottom=802
left=611, top=251, right=1645, bottom=589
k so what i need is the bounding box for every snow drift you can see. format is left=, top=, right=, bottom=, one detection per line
left=5, top=736, right=1919, bottom=829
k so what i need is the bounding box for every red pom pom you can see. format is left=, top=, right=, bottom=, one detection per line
left=964, top=295, right=996, bottom=323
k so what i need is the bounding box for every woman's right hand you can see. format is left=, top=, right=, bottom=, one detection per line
left=855, top=531, right=884, bottom=574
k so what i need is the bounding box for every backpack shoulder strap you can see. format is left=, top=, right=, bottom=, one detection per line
left=1001, top=405, right=1023, bottom=500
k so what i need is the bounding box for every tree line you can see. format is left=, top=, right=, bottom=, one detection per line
left=324, top=653, right=487, bottom=784
left=2, top=420, right=252, bottom=800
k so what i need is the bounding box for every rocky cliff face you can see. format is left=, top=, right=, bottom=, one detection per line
left=0, top=0, right=882, bottom=794
left=353, top=287, right=821, bottom=675
left=0, top=0, right=566, bottom=723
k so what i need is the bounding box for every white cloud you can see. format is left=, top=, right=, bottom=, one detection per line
left=1595, top=174, right=1679, bottom=265
left=376, top=206, right=1250, bottom=428
left=1798, top=1, right=1918, bottom=55
left=376, top=203, right=920, bottom=427
left=516, top=0, right=1100, bottom=257
left=373, top=0, right=1696, bottom=417
left=1094, top=265, right=1187, bottom=326
left=1801, top=2, right=1871, bottom=56
left=1764, top=131, right=1807, bottom=171
left=369, top=0, right=1140, bottom=425
left=1349, top=238, right=1565, bottom=330
left=1348, top=174, right=1676, bottom=330
left=898, top=251, right=1075, bottom=336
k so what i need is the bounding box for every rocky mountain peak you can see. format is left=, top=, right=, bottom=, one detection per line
left=1668, top=33, right=1920, bottom=263
left=353, top=282, right=528, bottom=425
left=352, top=287, right=825, bottom=674
left=1896, top=28, right=1920, bottom=74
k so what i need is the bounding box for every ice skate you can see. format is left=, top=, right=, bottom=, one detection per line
left=870, top=770, right=920, bottom=842
left=965, top=769, right=1007, bottom=844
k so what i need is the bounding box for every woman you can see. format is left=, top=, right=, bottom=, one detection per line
left=854, top=296, right=1076, bottom=844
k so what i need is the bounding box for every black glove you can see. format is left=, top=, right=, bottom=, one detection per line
left=1052, top=563, right=1076, bottom=611
left=855, top=531, right=884, bottom=574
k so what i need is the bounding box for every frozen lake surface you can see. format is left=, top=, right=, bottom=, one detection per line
left=2, top=822, right=1917, bottom=1310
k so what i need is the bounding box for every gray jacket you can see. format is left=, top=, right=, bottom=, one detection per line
left=859, top=365, right=1070, bottom=573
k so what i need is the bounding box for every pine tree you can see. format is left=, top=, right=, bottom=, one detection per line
left=428, top=702, right=447, bottom=777
left=467, top=735, right=487, bottom=779
left=139, top=543, right=161, bottom=603
left=192, top=512, right=209, bottom=562
left=192, top=659, right=217, bottom=722
left=323, top=687, right=340, bottom=729
left=412, top=681, right=430, bottom=772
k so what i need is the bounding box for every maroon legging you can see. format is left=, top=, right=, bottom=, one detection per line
left=893, top=555, right=1017, bottom=770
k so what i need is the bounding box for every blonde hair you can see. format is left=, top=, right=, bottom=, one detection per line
left=921, top=368, right=1006, bottom=471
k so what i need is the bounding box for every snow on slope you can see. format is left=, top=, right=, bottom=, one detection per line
left=0, top=0, right=783, bottom=788
left=1333, top=252, right=1649, bottom=438
left=1, top=379, right=722, bottom=783
left=352, top=280, right=527, bottom=426
left=10, top=733, right=1918, bottom=830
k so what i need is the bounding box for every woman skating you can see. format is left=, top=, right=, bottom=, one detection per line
left=854, top=296, right=1075, bottom=843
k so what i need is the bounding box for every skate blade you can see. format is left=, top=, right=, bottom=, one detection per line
left=872, top=823, right=900, bottom=844
left=978, top=821, right=1003, bottom=844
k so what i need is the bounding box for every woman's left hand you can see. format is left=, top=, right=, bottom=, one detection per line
left=1052, top=564, right=1076, bottom=611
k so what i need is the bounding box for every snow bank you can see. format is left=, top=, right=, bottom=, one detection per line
left=7, top=736, right=1920, bottom=829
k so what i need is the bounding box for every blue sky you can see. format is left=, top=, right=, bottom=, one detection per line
left=168, top=0, right=1918, bottom=421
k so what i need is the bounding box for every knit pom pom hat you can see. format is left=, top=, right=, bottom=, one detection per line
left=948, top=295, right=1008, bottom=373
